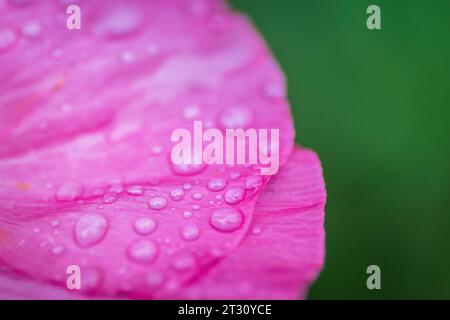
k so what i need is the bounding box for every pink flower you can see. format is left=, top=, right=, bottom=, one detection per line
left=0, top=0, right=326, bottom=299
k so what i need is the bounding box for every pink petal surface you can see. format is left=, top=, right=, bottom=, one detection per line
left=0, top=148, right=326, bottom=299
left=0, top=0, right=301, bottom=299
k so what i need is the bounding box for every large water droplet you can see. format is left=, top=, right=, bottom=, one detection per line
left=210, top=208, right=244, bottom=232
left=181, top=225, right=200, bottom=241
left=133, top=217, right=156, bottom=235
left=224, top=187, right=245, bottom=205
left=127, top=239, right=158, bottom=263
left=207, top=178, right=227, bottom=191
left=55, top=182, right=83, bottom=202
left=74, top=214, right=108, bottom=248
left=170, top=188, right=185, bottom=201
left=0, top=27, right=18, bottom=51
left=219, top=106, right=252, bottom=129
left=148, top=196, right=167, bottom=210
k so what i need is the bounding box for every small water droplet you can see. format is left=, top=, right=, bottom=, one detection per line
left=183, top=105, right=200, bottom=119
left=55, top=182, right=83, bottom=202
left=191, top=192, right=203, bottom=200
left=192, top=204, right=200, bottom=211
left=183, top=183, right=192, bottom=190
left=245, top=176, right=263, bottom=190
left=219, top=105, right=252, bottom=129
left=109, top=183, right=124, bottom=194
left=120, top=50, right=135, bottom=64
left=103, top=193, right=117, bottom=204
left=210, top=208, right=244, bottom=232
left=171, top=162, right=206, bottom=176
left=74, top=214, right=108, bottom=248
left=262, top=82, right=284, bottom=99
left=224, top=187, right=245, bottom=205
left=173, top=255, right=195, bottom=271
left=181, top=225, right=200, bottom=241
left=94, top=5, right=143, bottom=38
left=252, top=226, right=263, bottom=235
left=207, top=178, right=227, bottom=191
left=148, top=196, right=167, bottom=210
left=0, top=27, right=18, bottom=51
left=133, top=217, right=156, bottom=235
left=51, top=220, right=60, bottom=227
left=183, top=211, right=192, bottom=218
left=127, top=239, right=158, bottom=263
left=127, top=185, right=144, bottom=196
left=229, top=172, right=241, bottom=180
left=51, top=245, right=65, bottom=256
left=170, top=188, right=185, bottom=201
left=150, top=145, right=163, bottom=155
left=22, top=20, right=42, bottom=38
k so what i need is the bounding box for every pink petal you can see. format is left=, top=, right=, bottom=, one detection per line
left=0, top=0, right=296, bottom=298
left=179, top=148, right=326, bottom=299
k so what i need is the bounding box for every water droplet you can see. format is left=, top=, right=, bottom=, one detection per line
left=192, top=204, right=200, bottom=211
left=51, top=245, right=65, bottom=256
left=127, top=239, right=158, bottom=263
left=51, top=220, right=60, bottom=227
left=183, top=183, right=192, bottom=191
left=170, top=188, right=185, bottom=201
left=103, top=193, right=117, bottom=204
left=56, top=182, right=83, bottom=202
left=94, top=5, right=143, bottom=38
left=173, top=255, right=195, bottom=271
left=150, top=145, right=163, bottom=155
left=215, top=194, right=222, bottom=200
left=229, top=172, right=241, bottom=180
left=183, top=211, right=192, bottom=218
left=251, top=226, right=263, bottom=235
left=109, top=183, right=124, bottom=194
left=22, top=20, right=41, bottom=38
left=245, top=176, right=263, bottom=190
left=127, top=185, right=144, bottom=196
left=183, top=105, right=200, bottom=119
left=133, top=217, right=156, bottom=235
left=207, top=178, right=227, bottom=191
left=148, top=196, right=167, bottom=210
left=191, top=192, right=203, bottom=200
left=262, top=83, right=284, bottom=99
left=224, top=187, right=245, bottom=205
left=74, top=214, right=108, bottom=248
left=0, top=27, right=18, bottom=51
left=210, top=208, right=244, bottom=232
left=171, top=162, right=206, bottom=176
left=219, top=105, right=252, bottom=129
left=146, top=272, right=164, bottom=287
left=120, top=50, right=135, bottom=63
left=181, top=225, right=200, bottom=241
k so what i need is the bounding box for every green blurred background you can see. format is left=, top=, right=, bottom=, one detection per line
left=230, top=0, right=450, bottom=299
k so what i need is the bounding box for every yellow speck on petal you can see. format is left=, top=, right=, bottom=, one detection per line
left=16, top=182, right=31, bottom=191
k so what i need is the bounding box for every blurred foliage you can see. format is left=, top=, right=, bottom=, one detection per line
left=230, top=0, right=450, bottom=299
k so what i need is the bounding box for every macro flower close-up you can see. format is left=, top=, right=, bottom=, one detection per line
left=0, top=0, right=326, bottom=299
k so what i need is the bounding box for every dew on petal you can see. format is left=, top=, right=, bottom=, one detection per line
left=245, top=175, right=263, bottom=190
left=126, top=185, right=144, bottom=196
left=183, top=183, right=192, bottom=190
left=181, top=224, right=200, bottom=241
left=22, top=20, right=41, bottom=38
left=210, top=208, right=244, bottom=232
left=94, top=5, right=143, bottom=38
left=224, top=187, right=245, bottom=205
left=183, top=211, right=192, bottom=218
left=103, top=193, right=117, bottom=204
left=219, top=105, right=252, bottom=129
left=51, top=245, right=65, bottom=256
left=170, top=162, right=206, bottom=176
left=206, top=178, right=227, bottom=191
left=55, top=182, right=83, bottom=202
left=191, top=192, right=203, bottom=200
left=148, top=196, right=167, bottom=210
left=173, top=255, right=195, bottom=271
left=170, top=188, right=185, bottom=201
left=127, top=239, right=158, bottom=263
left=74, top=214, right=109, bottom=248
left=0, top=27, right=18, bottom=51
left=133, top=217, right=156, bottom=235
